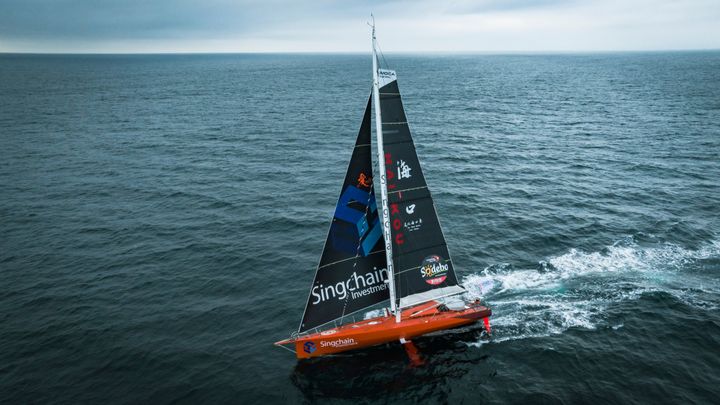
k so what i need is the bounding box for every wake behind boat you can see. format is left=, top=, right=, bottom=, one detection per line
left=275, top=19, right=491, bottom=360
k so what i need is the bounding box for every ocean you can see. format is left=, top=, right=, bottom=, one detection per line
left=1, top=52, right=719, bottom=403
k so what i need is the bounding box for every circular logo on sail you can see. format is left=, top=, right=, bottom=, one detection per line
left=420, top=255, right=449, bottom=285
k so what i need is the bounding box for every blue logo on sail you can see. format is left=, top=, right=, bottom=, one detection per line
left=330, top=185, right=382, bottom=256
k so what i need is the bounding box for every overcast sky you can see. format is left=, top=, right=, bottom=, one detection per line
left=1, top=0, right=719, bottom=53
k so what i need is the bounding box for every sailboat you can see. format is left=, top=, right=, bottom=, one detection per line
left=275, top=20, right=491, bottom=360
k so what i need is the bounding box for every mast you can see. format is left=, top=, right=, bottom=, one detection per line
left=371, top=18, right=400, bottom=323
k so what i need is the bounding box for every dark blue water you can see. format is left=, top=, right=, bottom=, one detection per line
left=1, top=52, right=719, bottom=404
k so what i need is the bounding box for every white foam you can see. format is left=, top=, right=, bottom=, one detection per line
left=550, top=243, right=693, bottom=275
left=462, top=237, right=720, bottom=346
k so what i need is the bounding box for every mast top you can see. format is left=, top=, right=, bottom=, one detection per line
left=368, top=14, right=376, bottom=41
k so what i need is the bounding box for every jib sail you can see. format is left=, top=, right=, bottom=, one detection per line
left=299, top=96, right=389, bottom=333
left=378, top=70, right=465, bottom=309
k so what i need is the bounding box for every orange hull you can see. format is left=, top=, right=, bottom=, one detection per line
left=275, top=301, right=491, bottom=359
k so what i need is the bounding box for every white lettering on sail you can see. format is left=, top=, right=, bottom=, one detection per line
left=378, top=69, right=397, bottom=87
left=405, top=218, right=423, bottom=232
left=397, top=160, right=412, bottom=179
left=311, top=267, right=389, bottom=304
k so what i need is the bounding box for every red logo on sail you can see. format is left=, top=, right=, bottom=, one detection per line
left=357, top=172, right=372, bottom=188
left=385, top=153, right=396, bottom=190
left=390, top=203, right=404, bottom=245
left=420, top=255, right=449, bottom=285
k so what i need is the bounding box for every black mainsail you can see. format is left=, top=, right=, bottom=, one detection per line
left=299, top=96, right=389, bottom=333
left=377, top=70, right=465, bottom=310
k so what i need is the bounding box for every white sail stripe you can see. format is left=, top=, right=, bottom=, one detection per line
left=317, top=249, right=385, bottom=269
left=388, top=185, right=428, bottom=195
left=399, top=286, right=466, bottom=309
left=378, top=69, right=397, bottom=88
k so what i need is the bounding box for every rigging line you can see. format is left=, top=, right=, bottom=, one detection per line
left=276, top=344, right=297, bottom=354
left=375, top=38, right=390, bottom=70
left=303, top=299, right=390, bottom=334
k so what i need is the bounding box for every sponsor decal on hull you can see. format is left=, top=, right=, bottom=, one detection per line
left=321, top=338, right=358, bottom=349
left=303, top=341, right=317, bottom=354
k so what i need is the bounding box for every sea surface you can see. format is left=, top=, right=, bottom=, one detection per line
left=1, top=52, right=719, bottom=404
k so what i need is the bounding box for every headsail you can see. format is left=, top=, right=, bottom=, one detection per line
left=378, top=71, right=465, bottom=309
left=299, top=96, right=389, bottom=333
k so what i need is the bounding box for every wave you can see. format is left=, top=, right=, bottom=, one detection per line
left=462, top=236, right=720, bottom=346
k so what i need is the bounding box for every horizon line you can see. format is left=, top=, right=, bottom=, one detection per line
left=2, top=48, right=719, bottom=56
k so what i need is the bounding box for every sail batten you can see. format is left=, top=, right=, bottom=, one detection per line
left=317, top=248, right=386, bottom=269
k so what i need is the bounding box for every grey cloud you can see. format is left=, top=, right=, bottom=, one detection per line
left=0, top=0, right=405, bottom=40
left=0, top=0, right=717, bottom=52
left=445, top=0, right=580, bottom=14
left=0, top=0, right=598, bottom=42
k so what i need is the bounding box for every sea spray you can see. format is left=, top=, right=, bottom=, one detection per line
left=463, top=237, right=720, bottom=345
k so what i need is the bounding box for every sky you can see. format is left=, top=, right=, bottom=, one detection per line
left=0, top=0, right=719, bottom=53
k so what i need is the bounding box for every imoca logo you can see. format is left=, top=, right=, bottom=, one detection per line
left=303, top=341, right=316, bottom=354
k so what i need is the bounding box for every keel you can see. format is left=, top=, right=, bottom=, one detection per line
left=401, top=339, right=425, bottom=366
